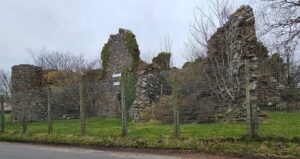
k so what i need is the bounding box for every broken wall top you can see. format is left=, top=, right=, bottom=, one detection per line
left=207, top=5, right=263, bottom=61
left=101, top=28, right=140, bottom=78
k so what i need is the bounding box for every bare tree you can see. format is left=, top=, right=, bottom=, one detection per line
left=273, top=42, right=298, bottom=86
left=254, top=0, right=300, bottom=88
left=159, top=36, right=174, bottom=67
left=28, top=48, right=100, bottom=73
left=184, top=0, right=234, bottom=61
left=0, top=69, right=11, bottom=97
left=141, top=51, right=156, bottom=64
left=291, top=61, right=300, bottom=87
left=183, top=1, right=271, bottom=117
left=259, top=0, right=300, bottom=45
left=160, top=36, right=173, bottom=53
left=184, top=0, right=242, bottom=108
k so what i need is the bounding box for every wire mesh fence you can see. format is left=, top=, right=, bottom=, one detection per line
left=256, top=59, right=300, bottom=137
left=1, top=59, right=299, bottom=139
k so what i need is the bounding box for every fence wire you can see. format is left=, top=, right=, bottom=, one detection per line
left=2, top=59, right=299, bottom=139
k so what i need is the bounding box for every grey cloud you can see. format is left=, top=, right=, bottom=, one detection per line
left=0, top=0, right=250, bottom=71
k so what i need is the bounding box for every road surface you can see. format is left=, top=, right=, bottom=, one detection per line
left=0, top=142, right=245, bottom=159
left=0, top=142, right=179, bottom=159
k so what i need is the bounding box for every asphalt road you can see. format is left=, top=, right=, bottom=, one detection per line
left=0, top=142, right=179, bottom=159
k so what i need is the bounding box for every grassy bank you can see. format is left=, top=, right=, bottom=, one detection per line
left=0, top=112, right=299, bottom=158
left=0, top=132, right=299, bottom=158
left=3, top=112, right=299, bottom=138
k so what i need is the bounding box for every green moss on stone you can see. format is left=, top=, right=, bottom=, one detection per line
left=100, top=30, right=140, bottom=76
left=101, top=43, right=110, bottom=76
left=124, top=31, right=140, bottom=68
left=122, top=69, right=137, bottom=108
left=152, top=52, right=171, bottom=70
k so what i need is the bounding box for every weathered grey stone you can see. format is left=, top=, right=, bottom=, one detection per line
left=11, top=64, right=47, bottom=122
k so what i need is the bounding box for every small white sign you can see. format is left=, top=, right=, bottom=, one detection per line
left=112, top=73, right=122, bottom=78
left=113, top=82, right=120, bottom=86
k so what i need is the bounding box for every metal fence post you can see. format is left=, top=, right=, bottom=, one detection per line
left=79, top=80, right=86, bottom=136
left=47, top=86, right=52, bottom=134
left=245, top=60, right=258, bottom=138
left=121, top=72, right=127, bottom=137
left=0, top=95, right=4, bottom=132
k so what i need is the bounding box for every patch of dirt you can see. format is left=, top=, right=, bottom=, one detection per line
left=99, top=147, right=249, bottom=159
left=180, top=154, right=247, bottom=159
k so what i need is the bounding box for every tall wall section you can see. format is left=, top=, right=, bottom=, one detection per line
left=204, top=5, right=260, bottom=121
left=137, top=5, right=262, bottom=123
left=11, top=64, right=47, bottom=122
left=131, top=53, right=172, bottom=122
left=207, top=5, right=285, bottom=116
left=207, top=5, right=259, bottom=61
left=203, top=5, right=260, bottom=120
left=94, top=28, right=140, bottom=117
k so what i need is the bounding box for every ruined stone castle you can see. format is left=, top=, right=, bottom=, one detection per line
left=11, top=5, right=288, bottom=123
left=11, top=28, right=171, bottom=122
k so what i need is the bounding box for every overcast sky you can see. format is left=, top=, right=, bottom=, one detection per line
left=0, top=0, right=253, bottom=71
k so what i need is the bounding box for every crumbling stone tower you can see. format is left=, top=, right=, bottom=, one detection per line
left=101, top=28, right=140, bottom=78
left=206, top=5, right=259, bottom=124
left=11, top=64, right=47, bottom=122
left=94, top=28, right=140, bottom=116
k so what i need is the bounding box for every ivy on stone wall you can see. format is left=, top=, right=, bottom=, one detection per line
left=152, top=52, right=171, bottom=70
left=100, top=43, right=110, bottom=76
left=124, top=31, right=140, bottom=69
left=122, top=69, right=137, bottom=109
left=100, top=29, right=140, bottom=76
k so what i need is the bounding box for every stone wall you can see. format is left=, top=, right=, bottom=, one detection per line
left=94, top=28, right=141, bottom=117
left=11, top=10, right=269, bottom=123
left=131, top=70, right=171, bottom=121
left=138, top=5, right=262, bottom=123
left=207, top=5, right=258, bottom=60
left=11, top=64, right=43, bottom=92
left=97, top=30, right=174, bottom=120
left=9, top=7, right=265, bottom=123
left=89, top=80, right=120, bottom=117
left=10, top=29, right=144, bottom=121
left=208, top=5, right=262, bottom=123
left=11, top=64, right=47, bottom=122
left=11, top=65, right=82, bottom=121
left=207, top=5, right=259, bottom=109
left=103, top=28, right=138, bottom=78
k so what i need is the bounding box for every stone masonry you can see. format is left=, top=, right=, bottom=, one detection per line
left=94, top=28, right=140, bottom=117
left=10, top=6, right=268, bottom=124
left=11, top=64, right=47, bottom=122
left=205, top=5, right=259, bottom=122
left=131, top=70, right=171, bottom=121
left=207, top=5, right=259, bottom=101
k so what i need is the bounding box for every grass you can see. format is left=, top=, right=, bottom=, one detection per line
left=260, top=112, right=300, bottom=137
left=3, top=112, right=299, bottom=138
left=0, top=112, right=299, bottom=158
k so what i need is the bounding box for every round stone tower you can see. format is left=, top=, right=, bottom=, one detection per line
left=11, top=64, right=47, bottom=122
